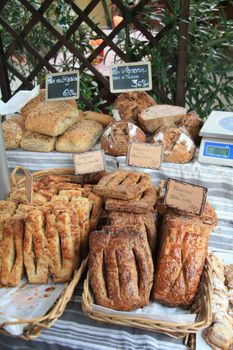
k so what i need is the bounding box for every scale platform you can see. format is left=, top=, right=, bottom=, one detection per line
left=198, top=111, right=233, bottom=167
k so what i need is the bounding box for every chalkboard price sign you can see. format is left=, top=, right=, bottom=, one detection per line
left=109, top=61, right=152, bottom=93
left=46, top=70, right=79, bottom=101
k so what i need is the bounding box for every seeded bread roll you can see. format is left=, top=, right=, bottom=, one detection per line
left=101, top=121, right=146, bottom=156
left=151, top=126, right=196, bottom=163
left=21, top=89, right=77, bottom=119
left=114, top=92, right=156, bottom=122
left=55, top=119, right=103, bottom=153
left=174, top=112, right=203, bottom=145
left=2, top=114, right=26, bottom=149
left=25, top=100, right=80, bottom=136
left=20, top=130, right=56, bottom=152
left=138, top=104, right=187, bottom=133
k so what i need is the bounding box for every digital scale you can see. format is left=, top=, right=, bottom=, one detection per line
left=198, top=111, right=233, bottom=167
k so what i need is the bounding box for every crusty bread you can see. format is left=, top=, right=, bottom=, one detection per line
left=175, top=112, right=203, bottom=145
left=114, top=92, right=156, bottom=122
left=2, top=118, right=24, bottom=149
left=101, top=121, right=146, bottom=156
left=20, top=130, right=56, bottom=152
left=21, top=90, right=46, bottom=119
left=0, top=219, right=24, bottom=286
left=25, top=100, right=80, bottom=136
left=151, top=126, right=196, bottom=163
left=152, top=204, right=217, bottom=307
left=24, top=210, right=49, bottom=284
left=21, top=89, right=77, bottom=119
left=55, top=119, right=103, bottom=153
left=138, top=105, right=187, bottom=133
left=83, top=111, right=113, bottom=127
left=89, top=225, right=154, bottom=311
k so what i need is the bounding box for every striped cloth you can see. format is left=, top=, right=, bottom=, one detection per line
left=0, top=151, right=232, bottom=350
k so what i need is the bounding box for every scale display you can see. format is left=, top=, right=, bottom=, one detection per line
left=199, top=139, right=233, bottom=166
left=198, top=111, right=233, bottom=167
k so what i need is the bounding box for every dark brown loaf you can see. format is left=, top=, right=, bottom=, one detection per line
left=107, top=211, right=157, bottom=252
left=152, top=203, right=217, bottom=307
left=114, top=91, right=156, bottom=122
left=151, top=126, right=196, bottom=163
left=174, top=112, right=203, bottom=145
left=101, top=121, right=146, bottom=156
left=89, top=225, right=154, bottom=311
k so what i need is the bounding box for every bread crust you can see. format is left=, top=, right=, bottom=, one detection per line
left=114, top=92, right=156, bottom=122
left=93, top=170, right=152, bottom=200
left=101, top=121, right=146, bottom=156
left=24, top=210, right=49, bottom=283
left=107, top=211, right=157, bottom=252
left=55, top=119, right=103, bottom=152
left=0, top=219, right=24, bottom=286
left=151, top=126, right=196, bottom=163
left=25, top=100, right=80, bottom=136
left=20, top=130, right=56, bottom=152
left=89, top=225, right=154, bottom=311
left=152, top=207, right=217, bottom=307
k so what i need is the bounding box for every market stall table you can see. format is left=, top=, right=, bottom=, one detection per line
left=0, top=154, right=232, bottom=350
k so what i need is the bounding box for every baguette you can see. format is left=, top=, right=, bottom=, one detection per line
left=83, top=111, right=113, bottom=127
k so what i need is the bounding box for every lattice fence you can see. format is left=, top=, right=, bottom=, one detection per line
left=0, top=0, right=190, bottom=110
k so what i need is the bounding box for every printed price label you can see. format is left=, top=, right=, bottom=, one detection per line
left=74, top=150, right=106, bottom=175
left=127, top=142, right=162, bottom=170
left=25, top=168, right=33, bottom=203
left=46, top=70, right=79, bottom=101
left=164, top=178, right=208, bottom=216
left=109, top=61, right=152, bottom=93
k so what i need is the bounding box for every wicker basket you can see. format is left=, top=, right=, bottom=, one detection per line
left=0, top=166, right=91, bottom=340
left=82, top=255, right=212, bottom=339
left=0, top=257, right=88, bottom=340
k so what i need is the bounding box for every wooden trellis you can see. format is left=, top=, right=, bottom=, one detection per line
left=0, top=0, right=190, bottom=109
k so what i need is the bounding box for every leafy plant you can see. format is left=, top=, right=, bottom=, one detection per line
left=1, top=0, right=106, bottom=111
left=113, top=0, right=233, bottom=118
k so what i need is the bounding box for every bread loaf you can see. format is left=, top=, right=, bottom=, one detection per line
left=0, top=219, right=24, bottom=286
left=89, top=225, right=154, bottom=311
left=175, top=112, right=203, bottom=144
left=24, top=210, right=49, bottom=283
left=21, top=89, right=77, bottom=119
left=25, top=100, right=80, bottom=136
left=20, top=130, right=56, bottom=152
left=107, top=211, right=157, bottom=252
left=55, top=119, right=103, bottom=153
left=93, top=170, right=152, bottom=200
left=2, top=116, right=25, bottom=149
left=152, top=203, right=217, bottom=307
left=138, top=105, right=187, bottom=133
left=101, top=121, right=146, bottom=156
left=114, top=91, right=156, bottom=122
left=83, top=111, right=113, bottom=127
left=151, top=126, right=196, bottom=163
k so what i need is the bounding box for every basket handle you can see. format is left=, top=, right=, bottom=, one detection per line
left=10, top=165, right=29, bottom=189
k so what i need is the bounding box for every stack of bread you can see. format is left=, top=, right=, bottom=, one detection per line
left=101, top=91, right=203, bottom=163
left=86, top=170, right=217, bottom=312
left=0, top=174, right=102, bottom=286
left=2, top=90, right=113, bottom=153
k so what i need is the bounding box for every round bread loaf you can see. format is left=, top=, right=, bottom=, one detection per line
left=114, top=92, right=156, bottom=122
left=101, top=121, right=146, bottom=156
left=174, top=112, right=203, bottom=145
left=151, top=126, right=195, bottom=163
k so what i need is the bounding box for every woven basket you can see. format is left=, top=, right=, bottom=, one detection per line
left=0, top=166, right=91, bottom=340
left=82, top=255, right=212, bottom=339
left=0, top=257, right=88, bottom=340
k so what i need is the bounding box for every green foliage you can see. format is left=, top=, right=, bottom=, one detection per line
left=115, top=0, right=233, bottom=118
left=1, top=0, right=105, bottom=111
